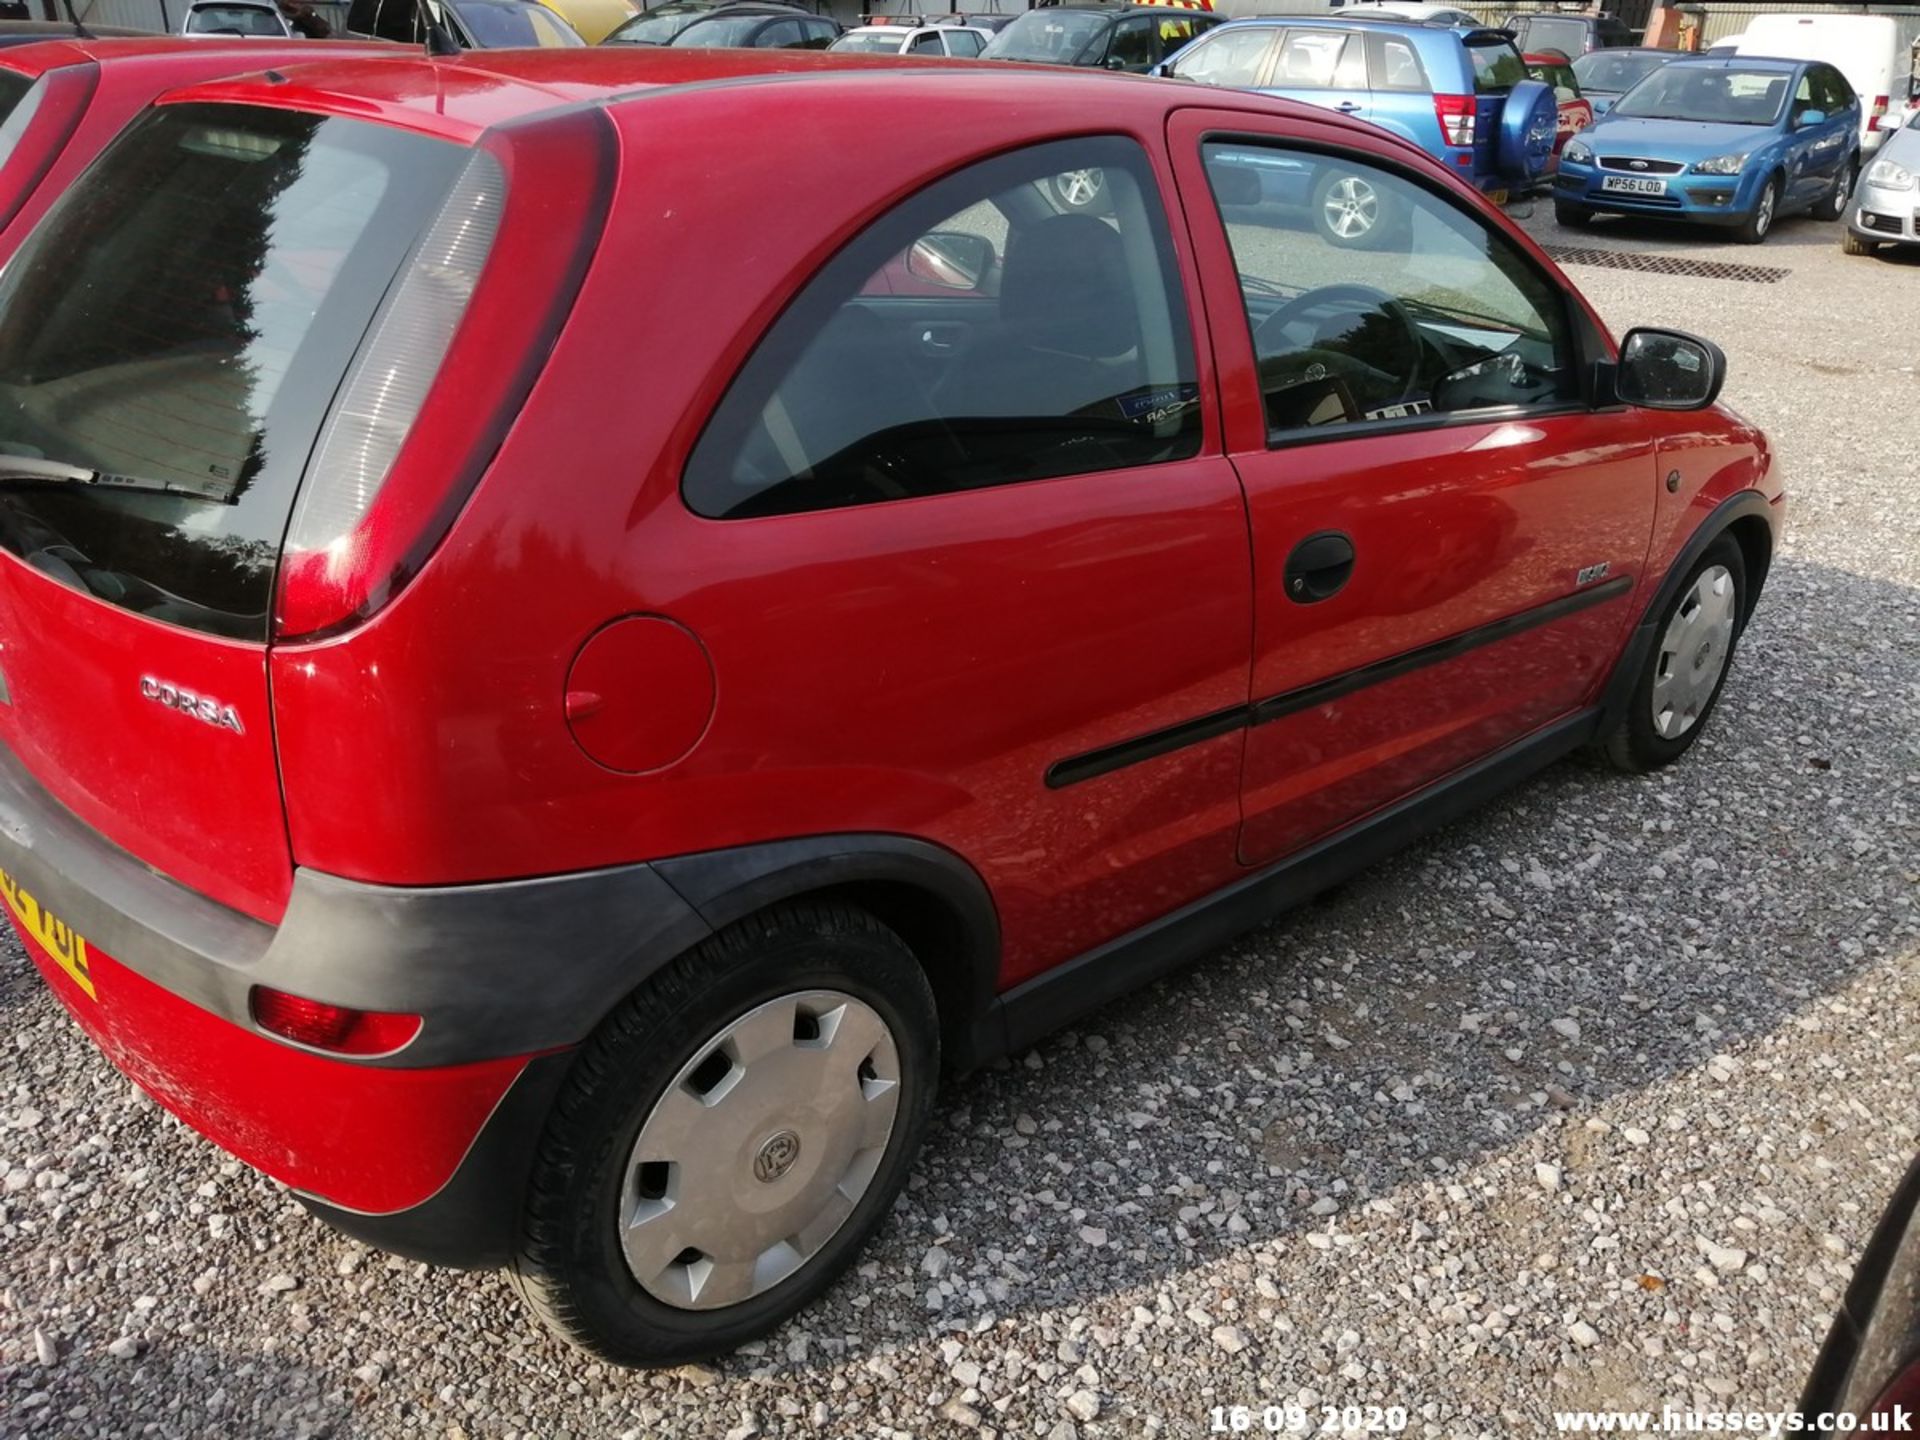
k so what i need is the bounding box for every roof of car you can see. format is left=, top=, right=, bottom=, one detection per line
left=1660, top=54, right=1804, bottom=72
left=165, top=45, right=1348, bottom=144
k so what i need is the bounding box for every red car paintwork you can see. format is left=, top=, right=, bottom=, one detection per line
left=0, top=50, right=1781, bottom=1220
left=14, top=921, right=529, bottom=1212
left=1526, top=51, right=1595, bottom=157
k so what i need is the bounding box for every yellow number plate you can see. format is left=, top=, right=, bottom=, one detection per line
left=0, top=866, right=94, bottom=999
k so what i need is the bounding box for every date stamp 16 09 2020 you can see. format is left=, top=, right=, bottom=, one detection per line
left=1209, top=1404, right=1410, bottom=1434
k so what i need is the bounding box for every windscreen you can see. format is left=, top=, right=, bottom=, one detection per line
left=830, top=30, right=905, bottom=52
left=185, top=4, right=287, bottom=33
left=0, top=104, right=471, bottom=639
left=1612, top=64, right=1789, bottom=124
left=980, top=10, right=1107, bottom=63
left=457, top=0, right=584, bottom=46
left=605, top=3, right=704, bottom=42
left=1573, top=50, right=1667, bottom=93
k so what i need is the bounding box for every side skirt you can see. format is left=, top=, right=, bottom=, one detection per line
left=976, top=707, right=1601, bottom=1061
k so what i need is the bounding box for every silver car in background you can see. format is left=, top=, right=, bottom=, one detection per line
left=1846, top=106, right=1920, bottom=254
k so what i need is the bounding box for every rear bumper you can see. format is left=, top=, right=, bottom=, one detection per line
left=0, top=737, right=712, bottom=1250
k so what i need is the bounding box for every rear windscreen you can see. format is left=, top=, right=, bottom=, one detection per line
left=1469, top=38, right=1528, bottom=92
left=0, top=103, right=469, bottom=639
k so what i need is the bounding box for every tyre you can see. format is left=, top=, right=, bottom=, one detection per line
left=1595, top=537, right=1748, bottom=774
left=1554, top=200, right=1594, bottom=229
left=513, top=903, right=939, bottom=1365
left=1815, top=159, right=1855, bottom=222
left=1734, top=175, right=1780, bottom=245
left=1842, top=228, right=1879, bottom=256
left=1311, top=167, right=1399, bottom=249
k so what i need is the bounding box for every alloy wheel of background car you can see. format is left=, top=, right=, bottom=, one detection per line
left=1311, top=170, right=1396, bottom=249
left=1050, top=167, right=1105, bottom=210
left=619, top=989, right=901, bottom=1310
left=512, top=903, right=938, bottom=1365
left=1596, top=535, right=1748, bottom=774
left=1816, top=162, right=1856, bottom=223
left=1738, top=176, right=1779, bottom=245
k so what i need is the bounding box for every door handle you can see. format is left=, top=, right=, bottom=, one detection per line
left=1284, top=530, right=1355, bottom=604
left=1334, top=101, right=1363, bottom=113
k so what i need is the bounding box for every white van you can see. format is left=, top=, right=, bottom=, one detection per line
left=1734, top=12, right=1920, bottom=153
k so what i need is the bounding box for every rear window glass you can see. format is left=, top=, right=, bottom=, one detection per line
left=1468, top=39, right=1528, bottom=92
left=980, top=9, right=1109, bottom=63
left=0, top=104, right=471, bottom=639
left=1514, top=16, right=1587, bottom=56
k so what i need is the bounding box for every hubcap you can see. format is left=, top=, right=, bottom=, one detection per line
left=1651, top=563, right=1737, bottom=740
left=1323, top=176, right=1378, bottom=239
left=620, top=990, right=901, bottom=1311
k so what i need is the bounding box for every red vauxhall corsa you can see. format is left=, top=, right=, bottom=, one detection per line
left=0, top=47, right=1781, bottom=1364
left=0, top=36, right=391, bottom=267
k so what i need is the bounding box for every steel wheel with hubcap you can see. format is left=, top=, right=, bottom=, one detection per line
left=1649, top=563, right=1737, bottom=741
left=621, top=990, right=900, bottom=1310
left=513, top=904, right=938, bottom=1365
left=1596, top=535, right=1749, bottom=773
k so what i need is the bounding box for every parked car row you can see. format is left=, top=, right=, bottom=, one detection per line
left=0, top=19, right=1786, bottom=1375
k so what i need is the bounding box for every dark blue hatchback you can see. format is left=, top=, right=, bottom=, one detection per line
left=1156, top=15, right=1560, bottom=208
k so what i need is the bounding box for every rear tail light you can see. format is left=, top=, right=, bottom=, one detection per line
left=1435, top=93, right=1476, bottom=148
left=277, top=148, right=505, bottom=631
left=1870, top=94, right=1890, bottom=129
left=251, top=985, right=421, bottom=1056
left=273, top=109, right=616, bottom=641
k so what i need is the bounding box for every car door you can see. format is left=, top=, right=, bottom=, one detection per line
left=1264, top=27, right=1373, bottom=122
left=1783, top=68, right=1840, bottom=204
left=668, top=133, right=1256, bottom=985
left=1167, top=109, right=1658, bottom=866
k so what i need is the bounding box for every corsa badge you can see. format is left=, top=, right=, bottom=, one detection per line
left=140, top=676, right=244, bottom=735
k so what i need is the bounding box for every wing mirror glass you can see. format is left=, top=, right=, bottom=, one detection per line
left=1614, top=327, right=1726, bottom=411
left=906, top=231, right=994, bottom=292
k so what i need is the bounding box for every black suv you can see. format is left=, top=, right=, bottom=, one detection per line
left=980, top=2, right=1221, bottom=73
left=1498, top=9, right=1636, bottom=57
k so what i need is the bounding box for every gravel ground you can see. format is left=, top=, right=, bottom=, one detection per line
left=3, top=202, right=1917, bottom=1439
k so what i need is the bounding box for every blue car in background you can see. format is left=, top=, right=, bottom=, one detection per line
left=1554, top=55, right=1862, bottom=243
left=1155, top=15, right=1559, bottom=245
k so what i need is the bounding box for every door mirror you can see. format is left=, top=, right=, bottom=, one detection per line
left=1793, top=106, right=1827, bottom=128
left=1615, top=327, right=1726, bottom=411
left=1104, top=54, right=1130, bottom=70
left=906, top=231, right=994, bottom=292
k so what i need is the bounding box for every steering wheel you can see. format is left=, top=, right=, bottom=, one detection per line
left=1251, top=283, right=1424, bottom=413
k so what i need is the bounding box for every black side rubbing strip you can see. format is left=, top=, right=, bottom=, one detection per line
left=1252, top=574, right=1633, bottom=726
left=1046, top=575, right=1635, bottom=789
left=1044, top=705, right=1248, bottom=790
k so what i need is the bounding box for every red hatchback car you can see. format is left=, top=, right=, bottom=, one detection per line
left=0, top=48, right=1780, bottom=1364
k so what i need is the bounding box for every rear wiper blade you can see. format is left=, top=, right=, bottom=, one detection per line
left=0, top=454, right=232, bottom=502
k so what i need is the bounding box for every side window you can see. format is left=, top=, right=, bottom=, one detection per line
left=1167, top=26, right=1277, bottom=88
left=1157, top=17, right=1199, bottom=56
left=1817, top=66, right=1854, bottom=111
left=758, top=19, right=802, bottom=47
left=1198, top=141, right=1577, bottom=437
left=683, top=139, right=1204, bottom=520
left=1372, top=35, right=1428, bottom=92
left=945, top=28, right=982, bottom=56
left=1274, top=29, right=1352, bottom=88
left=909, top=30, right=942, bottom=52
left=1105, top=17, right=1157, bottom=71
left=803, top=20, right=839, bottom=47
